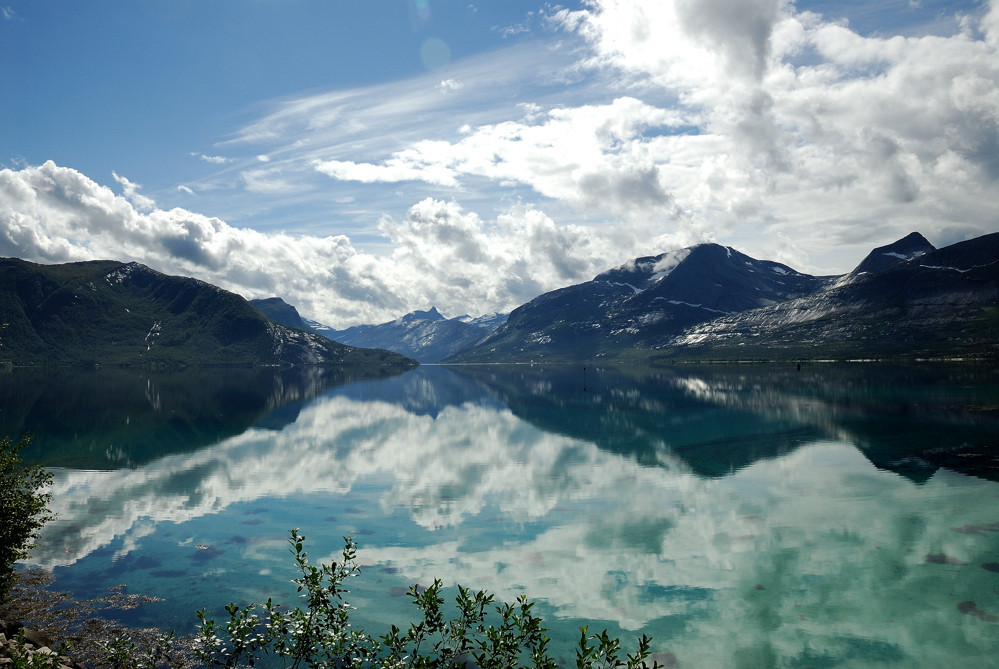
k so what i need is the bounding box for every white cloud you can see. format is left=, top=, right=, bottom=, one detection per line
left=544, top=0, right=999, bottom=270
left=112, top=171, right=156, bottom=211
left=240, top=166, right=313, bottom=194
left=258, top=0, right=998, bottom=274
left=191, top=152, right=232, bottom=165
left=436, top=78, right=463, bottom=92
left=0, top=161, right=625, bottom=325
left=3, top=1, right=998, bottom=319
left=314, top=96, right=687, bottom=221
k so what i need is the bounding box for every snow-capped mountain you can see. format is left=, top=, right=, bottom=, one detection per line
left=448, top=242, right=832, bottom=362
left=312, top=306, right=498, bottom=363
left=455, top=311, right=509, bottom=331
left=448, top=232, right=999, bottom=363
left=669, top=232, right=999, bottom=360
left=839, top=231, right=935, bottom=284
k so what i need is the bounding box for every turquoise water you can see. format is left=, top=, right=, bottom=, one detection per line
left=6, top=363, right=999, bottom=667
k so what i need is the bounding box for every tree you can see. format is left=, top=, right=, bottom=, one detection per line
left=0, top=436, right=54, bottom=603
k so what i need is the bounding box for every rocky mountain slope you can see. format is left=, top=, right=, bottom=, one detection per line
left=664, top=232, right=999, bottom=361
left=250, top=297, right=316, bottom=332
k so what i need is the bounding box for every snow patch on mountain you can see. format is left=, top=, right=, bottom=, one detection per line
left=603, top=281, right=642, bottom=294
left=106, top=262, right=141, bottom=285
left=144, top=321, right=162, bottom=351
left=267, top=322, right=334, bottom=364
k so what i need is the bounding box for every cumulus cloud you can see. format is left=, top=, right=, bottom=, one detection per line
left=0, top=161, right=622, bottom=325
left=112, top=171, right=156, bottom=211
left=259, top=0, right=999, bottom=274
left=542, top=0, right=999, bottom=269
left=3, top=1, right=998, bottom=318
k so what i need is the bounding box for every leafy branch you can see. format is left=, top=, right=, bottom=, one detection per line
left=174, top=529, right=660, bottom=668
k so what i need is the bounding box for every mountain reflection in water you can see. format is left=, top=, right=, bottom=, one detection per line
left=8, top=362, right=999, bottom=667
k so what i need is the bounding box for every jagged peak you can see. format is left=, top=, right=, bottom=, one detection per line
left=400, top=306, right=446, bottom=323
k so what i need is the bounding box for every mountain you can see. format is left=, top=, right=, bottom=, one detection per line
left=665, top=232, right=999, bottom=361
left=0, top=258, right=417, bottom=369
left=455, top=312, right=509, bottom=331
left=448, top=243, right=831, bottom=363
left=318, top=306, right=492, bottom=363
left=447, top=232, right=999, bottom=363
left=847, top=231, right=934, bottom=278
left=250, top=297, right=315, bottom=332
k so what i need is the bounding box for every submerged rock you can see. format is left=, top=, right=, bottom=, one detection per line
left=957, top=601, right=998, bottom=622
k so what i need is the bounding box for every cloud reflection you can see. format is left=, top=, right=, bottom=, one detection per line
left=29, top=368, right=999, bottom=666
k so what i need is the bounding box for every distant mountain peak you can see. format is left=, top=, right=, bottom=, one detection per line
left=250, top=297, right=313, bottom=332
left=850, top=231, right=935, bottom=278
left=401, top=306, right=445, bottom=323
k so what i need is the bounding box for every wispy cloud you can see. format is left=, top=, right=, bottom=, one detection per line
left=1, top=6, right=17, bottom=20
left=314, top=96, right=686, bottom=220
left=191, top=152, right=232, bottom=165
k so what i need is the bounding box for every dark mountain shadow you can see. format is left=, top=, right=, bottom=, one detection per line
left=446, top=363, right=999, bottom=482
left=0, top=365, right=407, bottom=469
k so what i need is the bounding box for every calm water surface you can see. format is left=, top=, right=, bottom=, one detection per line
left=4, top=363, right=999, bottom=667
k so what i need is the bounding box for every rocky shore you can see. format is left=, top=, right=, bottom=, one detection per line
left=0, top=620, right=86, bottom=669
left=1, top=570, right=198, bottom=669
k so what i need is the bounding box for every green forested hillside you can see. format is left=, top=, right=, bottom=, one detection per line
left=0, top=258, right=415, bottom=369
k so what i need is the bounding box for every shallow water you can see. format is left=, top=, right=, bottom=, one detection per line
left=7, top=363, right=999, bottom=667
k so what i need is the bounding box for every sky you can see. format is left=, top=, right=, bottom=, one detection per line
left=1, top=0, right=997, bottom=327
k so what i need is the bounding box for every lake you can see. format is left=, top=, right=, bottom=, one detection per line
left=5, top=362, right=999, bottom=667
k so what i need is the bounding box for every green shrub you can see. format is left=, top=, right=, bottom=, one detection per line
left=182, top=529, right=660, bottom=668
left=0, top=436, right=54, bottom=603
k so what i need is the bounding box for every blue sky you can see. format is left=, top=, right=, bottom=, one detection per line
left=2, top=0, right=997, bottom=326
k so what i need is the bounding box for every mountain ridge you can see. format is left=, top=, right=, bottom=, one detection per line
left=662, top=232, right=999, bottom=361
left=447, top=232, right=999, bottom=363
left=0, top=258, right=416, bottom=369
left=449, top=241, right=833, bottom=363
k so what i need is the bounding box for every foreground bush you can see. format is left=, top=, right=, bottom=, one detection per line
left=0, top=436, right=53, bottom=603
left=108, top=529, right=660, bottom=669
